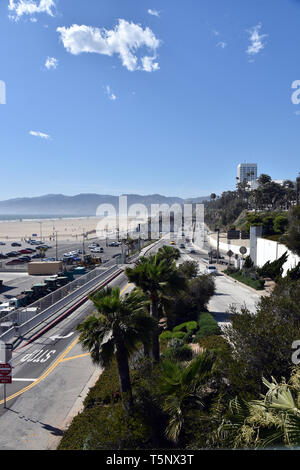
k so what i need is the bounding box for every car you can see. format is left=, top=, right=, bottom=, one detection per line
left=179, top=243, right=185, bottom=249
left=188, top=248, right=197, bottom=254
left=102, top=258, right=109, bottom=264
left=91, top=247, right=104, bottom=253
left=6, top=259, right=26, bottom=265
left=89, top=243, right=100, bottom=248
left=108, top=241, right=121, bottom=247
left=170, top=241, right=176, bottom=245
left=0, top=254, right=8, bottom=259
left=112, top=253, right=122, bottom=258
left=39, top=244, right=52, bottom=249
left=31, top=253, right=43, bottom=259
left=6, top=251, right=20, bottom=257
left=0, top=242, right=6, bottom=246
left=11, top=242, right=22, bottom=247
left=205, top=265, right=218, bottom=275
left=19, top=249, right=34, bottom=254
left=19, top=256, right=31, bottom=262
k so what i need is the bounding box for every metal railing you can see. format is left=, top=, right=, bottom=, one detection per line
left=0, top=264, right=120, bottom=341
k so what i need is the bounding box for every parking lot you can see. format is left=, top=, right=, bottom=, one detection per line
left=0, top=237, right=125, bottom=271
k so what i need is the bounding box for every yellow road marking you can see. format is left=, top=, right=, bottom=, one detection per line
left=61, top=353, right=90, bottom=362
left=0, top=283, right=132, bottom=404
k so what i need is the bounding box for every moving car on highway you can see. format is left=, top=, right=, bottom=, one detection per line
left=205, top=265, right=218, bottom=275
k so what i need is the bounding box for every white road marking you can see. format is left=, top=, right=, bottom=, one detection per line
left=12, top=378, right=37, bottom=382
left=49, top=332, right=74, bottom=341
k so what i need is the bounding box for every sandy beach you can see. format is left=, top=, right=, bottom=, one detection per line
left=0, top=216, right=146, bottom=242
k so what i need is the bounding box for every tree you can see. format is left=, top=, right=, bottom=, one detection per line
left=159, top=352, right=216, bottom=443
left=283, top=205, right=300, bottom=257
left=156, top=245, right=181, bottom=264
left=223, top=279, right=300, bottom=387
left=177, top=260, right=199, bottom=279
left=125, top=255, right=186, bottom=362
left=76, top=286, right=156, bottom=413
left=219, top=369, right=300, bottom=449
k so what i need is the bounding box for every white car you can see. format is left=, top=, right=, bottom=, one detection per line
left=205, top=265, right=218, bottom=275
left=91, top=247, right=103, bottom=253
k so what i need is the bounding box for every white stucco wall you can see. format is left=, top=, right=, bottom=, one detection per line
left=256, top=238, right=300, bottom=276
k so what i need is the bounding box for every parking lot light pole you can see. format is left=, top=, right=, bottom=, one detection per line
left=55, top=231, right=58, bottom=261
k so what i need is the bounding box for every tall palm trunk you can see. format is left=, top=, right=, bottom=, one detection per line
left=150, top=292, right=160, bottom=363
left=115, top=340, right=133, bottom=414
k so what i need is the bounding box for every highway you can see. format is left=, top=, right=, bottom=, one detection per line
left=0, top=235, right=261, bottom=449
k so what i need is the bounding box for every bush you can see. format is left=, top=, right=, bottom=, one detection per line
left=159, top=330, right=186, bottom=341
left=194, top=312, right=221, bottom=340
left=163, top=342, right=194, bottom=362
left=257, top=251, right=288, bottom=281
left=83, top=359, right=120, bottom=408
left=58, top=403, right=154, bottom=450
left=226, top=271, right=265, bottom=290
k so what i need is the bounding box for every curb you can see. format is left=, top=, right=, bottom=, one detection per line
left=47, top=365, right=103, bottom=450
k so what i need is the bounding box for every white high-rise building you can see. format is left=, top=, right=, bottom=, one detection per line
left=237, top=163, right=258, bottom=184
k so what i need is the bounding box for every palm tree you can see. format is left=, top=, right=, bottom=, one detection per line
left=156, top=245, right=181, bottom=264
left=76, top=286, right=156, bottom=413
left=218, top=371, right=300, bottom=448
left=125, top=255, right=186, bottom=362
left=159, top=351, right=215, bottom=443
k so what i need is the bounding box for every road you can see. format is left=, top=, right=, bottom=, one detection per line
left=0, top=235, right=260, bottom=449
left=0, top=238, right=163, bottom=450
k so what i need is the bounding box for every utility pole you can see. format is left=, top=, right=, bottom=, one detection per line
left=39, top=221, right=43, bottom=242
left=55, top=231, right=58, bottom=261
left=216, top=227, right=220, bottom=265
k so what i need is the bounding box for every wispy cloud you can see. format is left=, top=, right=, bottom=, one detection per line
left=57, top=19, right=161, bottom=72
left=148, top=9, right=160, bottom=17
left=105, top=85, right=117, bottom=101
left=246, top=23, right=268, bottom=56
left=216, top=41, right=227, bottom=49
left=8, top=0, right=56, bottom=20
left=29, top=130, right=50, bottom=139
left=45, top=56, right=58, bottom=70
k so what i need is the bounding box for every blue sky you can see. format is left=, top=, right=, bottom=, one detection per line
left=0, top=0, right=300, bottom=200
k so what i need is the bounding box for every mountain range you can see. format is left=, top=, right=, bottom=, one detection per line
left=0, top=193, right=210, bottom=216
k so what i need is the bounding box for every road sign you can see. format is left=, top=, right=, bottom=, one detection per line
left=0, top=363, right=12, bottom=376
left=239, top=246, right=247, bottom=255
left=0, top=376, right=11, bottom=384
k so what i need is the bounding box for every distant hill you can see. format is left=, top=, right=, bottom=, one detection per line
left=0, top=193, right=210, bottom=216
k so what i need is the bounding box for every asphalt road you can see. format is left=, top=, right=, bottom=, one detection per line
left=0, top=235, right=261, bottom=449
left=0, top=238, right=165, bottom=450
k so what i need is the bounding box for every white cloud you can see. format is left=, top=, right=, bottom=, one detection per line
left=29, top=130, right=50, bottom=139
left=148, top=9, right=160, bottom=17
left=57, top=19, right=161, bottom=72
left=45, top=56, right=58, bottom=70
left=216, top=41, right=227, bottom=49
left=105, top=85, right=117, bottom=101
left=8, top=0, right=56, bottom=20
left=246, top=24, right=268, bottom=55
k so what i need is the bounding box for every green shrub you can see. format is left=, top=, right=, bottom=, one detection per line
left=195, top=312, right=221, bottom=340
left=159, top=330, right=186, bottom=341
left=163, top=343, right=194, bottom=362
left=198, top=335, right=230, bottom=353
left=83, top=359, right=120, bottom=408
left=58, top=403, right=154, bottom=450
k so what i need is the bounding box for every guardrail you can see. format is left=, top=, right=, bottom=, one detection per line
left=0, top=265, right=121, bottom=342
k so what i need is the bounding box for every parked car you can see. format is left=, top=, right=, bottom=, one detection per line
left=89, top=243, right=100, bottom=248
left=6, top=259, right=26, bottom=265
left=179, top=243, right=185, bottom=249
left=31, top=253, right=43, bottom=259
left=18, top=256, right=31, bottom=262
left=112, top=253, right=122, bottom=258
left=0, top=242, right=6, bottom=246
left=6, top=251, right=20, bottom=257
left=19, top=249, right=34, bottom=254
left=91, top=247, right=104, bottom=253
left=0, top=254, right=8, bottom=259
left=205, top=265, right=218, bottom=275
left=11, top=242, right=21, bottom=247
